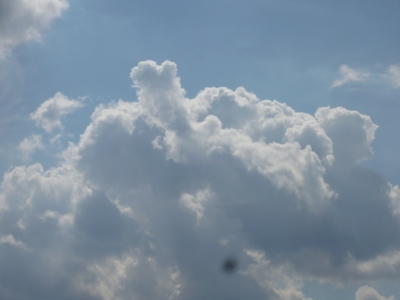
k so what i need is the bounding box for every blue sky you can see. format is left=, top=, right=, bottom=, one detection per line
left=1, top=0, right=400, bottom=299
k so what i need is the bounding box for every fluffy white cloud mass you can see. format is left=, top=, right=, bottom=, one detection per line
left=1, top=60, right=400, bottom=299
left=30, top=92, right=83, bottom=133
left=0, top=0, right=69, bottom=59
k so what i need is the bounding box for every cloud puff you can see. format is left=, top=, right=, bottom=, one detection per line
left=331, top=65, right=370, bottom=88
left=30, top=92, right=83, bottom=133
left=0, top=0, right=69, bottom=59
left=315, top=106, right=378, bottom=167
left=355, top=286, right=396, bottom=300
left=1, top=60, right=400, bottom=299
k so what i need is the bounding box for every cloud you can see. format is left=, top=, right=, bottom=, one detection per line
left=180, top=188, right=213, bottom=220
left=0, top=0, right=69, bottom=59
left=1, top=60, right=400, bottom=299
left=18, top=134, right=43, bottom=160
left=388, top=184, right=400, bottom=216
left=315, top=106, right=378, bottom=167
left=243, top=249, right=312, bottom=300
left=30, top=92, right=83, bottom=133
left=0, top=234, right=28, bottom=250
left=386, top=65, right=400, bottom=88
left=331, top=63, right=400, bottom=90
left=355, top=286, right=396, bottom=300
left=127, top=61, right=336, bottom=211
left=331, top=64, right=370, bottom=88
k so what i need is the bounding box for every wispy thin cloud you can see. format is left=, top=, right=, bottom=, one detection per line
left=0, top=234, right=29, bottom=250
left=332, top=64, right=400, bottom=90
left=386, top=65, right=400, bottom=88
left=331, top=64, right=370, bottom=88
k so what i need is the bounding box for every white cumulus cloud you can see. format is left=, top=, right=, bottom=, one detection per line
left=315, top=106, right=378, bottom=166
left=1, top=60, right=400, bottom=299
left=30, top=92, right=83, bottom=133
left=0, top=0, right=69, bottom=59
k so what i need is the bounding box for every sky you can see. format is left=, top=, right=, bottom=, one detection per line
left=1, top=0, right=400, bottom=299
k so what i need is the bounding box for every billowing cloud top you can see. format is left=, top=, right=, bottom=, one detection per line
left=0, top=0, right=69, bottom=59
left=0, top=60, right=399, bottom=300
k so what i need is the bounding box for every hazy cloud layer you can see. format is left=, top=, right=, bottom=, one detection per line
left=1, top=61, right=399, bottom=299
left=0, top=0, right=69, bottom=59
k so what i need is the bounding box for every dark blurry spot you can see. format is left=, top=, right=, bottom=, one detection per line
left=222, top=257, right=238, bottom=274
